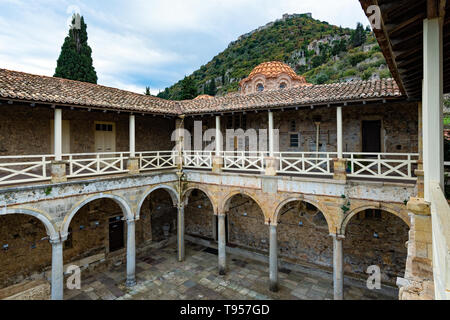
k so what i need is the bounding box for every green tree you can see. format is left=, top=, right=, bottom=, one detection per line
left=351, top=22, right=366, bottom=47
left=180, top=76, right=197, bottom=100
left=144, top=87, right=151, bottom=96
left=54, top=15, right=97, bottom=84
left=207, top=78, right=217, bottom=96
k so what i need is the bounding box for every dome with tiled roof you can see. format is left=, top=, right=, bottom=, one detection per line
left=194, top=94, right=214, bottom=100
left=239, top=61, right=309, bottom=95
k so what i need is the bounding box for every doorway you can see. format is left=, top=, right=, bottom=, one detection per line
left=108, top=216, right=124, bottom=252
left=362, top=120, right=382, bottom=153
left=95, top=122, right=116, bottom=153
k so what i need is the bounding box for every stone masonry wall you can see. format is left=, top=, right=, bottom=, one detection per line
left=343, top=210, right=409, bottom=284
left=277, top=201, right=332, bottom=268
left=185, top=190, right=215, bottom=239
left=0, top=104, right=175, bottom=156
left=0, top=215, right=51, bottom=288
left=228, top=195, right=269, bottom=252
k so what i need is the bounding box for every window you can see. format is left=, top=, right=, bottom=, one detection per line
left=96, top=123, right=113, bottom=132
left=290, top=120, right=296, bottom=132
left=257, top=83, right=264, bottom=92
left=290, top=134, right=299, bottom=147
left=280, top=82, right=287, bottom=89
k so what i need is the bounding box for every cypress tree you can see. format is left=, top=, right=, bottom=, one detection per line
left=208, top=78, right=217, bottom=96
left=144, top=86, right=151, bottom=95
left=179, top=76, right=197, bottom=100
left=54, top=14, right=98, bottom=84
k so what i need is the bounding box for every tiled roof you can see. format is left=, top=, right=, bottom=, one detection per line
left=0, top=68, right=403, bottom=116
left=240, top=61, right=307, bottom=86
left=181, top=78, right=403, bottom=114
left=0, top=69, right=180, bottom=115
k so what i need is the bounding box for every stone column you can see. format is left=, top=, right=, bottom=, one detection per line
left=336, top=106, right=343, bottom=158
left=268, top=111, right=274, bottom=157
left=332, top=234, right=344, bottom=300
left=126, top=219, right=137, bottom=287
left=423, top=17, right=444, bottom=202
left=218, top=214, right=226, bottom=275
left=50, top=238, right=64, bottom=300
left=177, top=203, right=185, bottom=262
left=51, top=108, right=67, bottom=183
left=269, top=224, right=278, bottom=292
left=127, top=114, right=140, bottom=174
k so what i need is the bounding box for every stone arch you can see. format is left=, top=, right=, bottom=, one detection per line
left=62, top=194, right=133, bottom=236
left=136, top=185, right=179, bottom=219
left=182, top=186, right=217, bottom=214
left=220, top=190, right=267, bottom=221
left=1, top=208, right=58, bottom=241
left=273, top=197, right=332, bottom=230
left=340, top=204, right=410, bottom=235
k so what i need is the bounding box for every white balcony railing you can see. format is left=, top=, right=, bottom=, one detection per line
left=138, top=151, right=177, bottom=171
left=222, top=151, right=266, bottom=172
left=430, top=182, right=450, bottom=300
left=0, top=155, right=54, bottom=185
left=183, top=150, right=213, bottom=169
left=0, top=151, right=421, bottom=186
left=344, top=152, right=419, bottom=181
left=277, top=152, right=337, bottom=176
left=65, top=152, right=129, bottom=178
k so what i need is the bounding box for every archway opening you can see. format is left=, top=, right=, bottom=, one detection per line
left=185, top=189, right=215, bottom=241
left=227, top=194, right=267, bottom=252
left=139, top=189, right=177, bottom=244
left=277, top=201, right=332, bottom=268
left=343, top=209, right=409, bottom=285
left=65, top=199, right=126, bottom=266
left=0, top=214, right=51, bottom=289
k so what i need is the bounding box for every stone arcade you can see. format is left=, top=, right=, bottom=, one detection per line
left=0, top=0, right=448, bottom=301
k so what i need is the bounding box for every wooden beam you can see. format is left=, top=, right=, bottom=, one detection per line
left=428, top=0, right=439, bottom=18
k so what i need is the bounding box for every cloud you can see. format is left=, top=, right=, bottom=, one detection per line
left=0, top=0, right=370, bottom=92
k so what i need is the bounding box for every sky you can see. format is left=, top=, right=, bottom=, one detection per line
left=0, top=0, right=369, bottom=95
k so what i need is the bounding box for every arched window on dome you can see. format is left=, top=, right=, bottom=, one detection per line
left=279, top=82, right=287, bottom=89
left=256, top=83, right=264, bottom=92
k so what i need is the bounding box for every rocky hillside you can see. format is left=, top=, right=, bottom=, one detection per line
left=157, top=13, right=391, bottom=100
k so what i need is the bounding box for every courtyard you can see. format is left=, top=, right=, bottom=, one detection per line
left=64, top=242, right=397, bottom=301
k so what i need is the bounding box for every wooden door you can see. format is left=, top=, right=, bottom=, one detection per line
left=362, top=120, right=381, bottom=153
left=95, top=122, right=116, bottom=153
left=109, top=217, right=124, bottom=252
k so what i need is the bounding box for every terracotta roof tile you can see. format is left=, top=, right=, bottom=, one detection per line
left=0, top=69, right=403, bottom=115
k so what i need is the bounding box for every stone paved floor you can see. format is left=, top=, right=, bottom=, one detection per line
left=65, top=242, right=397, bottom=300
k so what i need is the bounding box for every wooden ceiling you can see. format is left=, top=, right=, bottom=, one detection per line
left=360, top=0, right=449, bottom=99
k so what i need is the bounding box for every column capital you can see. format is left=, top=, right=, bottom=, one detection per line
left=330, top=233, right=345, bottom=240
left=49, top=234, right=67, bottom=244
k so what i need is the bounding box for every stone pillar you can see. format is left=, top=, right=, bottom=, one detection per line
left=51, top=161, right=67, bottom=183
left=268, top=111, right=274, bottom=157
left=212, top=156, right=223, bottom=173
left=265, top=156, right=278, bottom=176
left=423, top=17, right=444, bottom=202
left=269, top=224, right=278, bottom=292
left=336, top=106, right=343, bottom=158
left=129, top=114, right=136, bottom=158
left=218, top=214, right=226, bottom=275
left=54, top=108, right=62, bottom=162
left=333, top=159, right=347, bottom=181
left=175, top=117, right=185, bottom=169
left=332, top=234, right=344, bottom=300
left=177, top=203, right=185, bottom=262
left=126, top=219, right=137, bottom=287
left=127, top=158, right=140, bottom=175
left=50, top=238, right=64, bottom=300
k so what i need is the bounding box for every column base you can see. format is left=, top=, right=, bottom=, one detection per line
left=269, top=282, right=278, bottom=292
left=126, top=278, right=137, bottom=287
left=51, top=161, right=67, bottom=183
left=333, top=158, right=347, bottom=181
left=219, top=268, right=226, bottom=276
left=127, top=158, right=140, bottom=175
left=212, top=156, right=223, bottom=173
left=264, top=157, right=278, bottom=176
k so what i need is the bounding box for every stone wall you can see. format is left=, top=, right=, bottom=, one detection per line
left=0, top=104, right=175, bottom=156
left=183, top=101, right=418, bottom=154
left=228, top=195, right=269, bottom=252
left=145, top=189, right=177, bottom=242
left=0, top=215, right=51, bottom=288
left=185, top=190, right=215, bottom=239
left=277, top=201, right=332, bottom=268
left=343, top=210, right=409, bottom=284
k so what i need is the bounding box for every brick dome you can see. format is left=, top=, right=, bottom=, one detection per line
left=241, top=61, right=307, bottom=85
